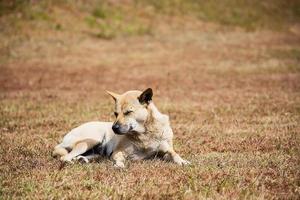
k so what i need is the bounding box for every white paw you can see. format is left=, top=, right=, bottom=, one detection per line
left=181, top=159, right=191, bottom=166
left=113, top=162, right=125, bottom=168
left=174, top=156, right=191, bottom=166
left=75, top=156, right=89, bottom=163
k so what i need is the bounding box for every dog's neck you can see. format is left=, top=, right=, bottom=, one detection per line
left=144, top=102, right=170, bottom=136
left=147, top=102, right=169, bottom=124
left=126, top=102, right=170, bottom=144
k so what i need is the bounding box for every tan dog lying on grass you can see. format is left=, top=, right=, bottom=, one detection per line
left=53, top=88, right=190, bottom=168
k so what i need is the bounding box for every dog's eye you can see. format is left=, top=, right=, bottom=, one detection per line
left=114, top=112, right=118, bottom=117
left=124, top=110, right=133, bottom=116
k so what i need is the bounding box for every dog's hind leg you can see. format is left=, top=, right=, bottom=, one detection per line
left=60, top=140, right=98, bottom=163
left=52, top=144, right=68, bottom=158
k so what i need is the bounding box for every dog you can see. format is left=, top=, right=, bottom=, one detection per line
left=52, top=88, right=190, bottom=168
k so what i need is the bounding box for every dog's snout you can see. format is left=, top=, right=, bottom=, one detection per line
left=112, top=123, right=130, bottom=135
left=112, top=123, right=120, bottom=132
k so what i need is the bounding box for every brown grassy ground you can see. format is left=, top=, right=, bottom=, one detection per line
left=0, top=1, right=300, bottom=199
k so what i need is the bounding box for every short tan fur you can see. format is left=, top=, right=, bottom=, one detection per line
left=53, top=88, right=190, bottom=168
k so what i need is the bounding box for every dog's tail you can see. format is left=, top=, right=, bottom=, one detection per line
left=52, top=144, right=68, bottom=158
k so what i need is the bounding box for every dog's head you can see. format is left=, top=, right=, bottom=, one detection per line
left=106, top=88, right=153, bottom=135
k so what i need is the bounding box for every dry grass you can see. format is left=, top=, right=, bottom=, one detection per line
left=1, top=1, right=300, bottom=199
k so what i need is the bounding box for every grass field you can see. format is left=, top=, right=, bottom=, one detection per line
left=0, top=1, right=300, bottom=199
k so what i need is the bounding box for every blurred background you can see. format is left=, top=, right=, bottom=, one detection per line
left=0, top=0, right=299, bottom=93
left=0, top=0, right=299, bottom=199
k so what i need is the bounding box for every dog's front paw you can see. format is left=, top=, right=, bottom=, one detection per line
left=174, top=156, right=191, bottom=166
left=113, top=161, right=125, bottom=168
left=180, top=159, right=191, bottom=166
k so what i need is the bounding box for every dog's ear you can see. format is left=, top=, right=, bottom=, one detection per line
left=138, top=88, right=153, bottom=105
left=106, top=91, right=120, bottom=101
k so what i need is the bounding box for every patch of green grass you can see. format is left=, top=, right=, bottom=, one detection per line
left=92, top=8, right=107, bottom=19
left=265, top=48, right=300, bottom=73
left=85, top=3, right=152, bottom=39
left=270, top=48, right=300, bottom=62
left=137, top=0, right=300, bottom=30
left=0, top=0, right=52, bottom=21
left=25, top=9, right=51, bottom=21
left=1, top=0, right=299, bottom=43
left=0, top=0, right=30, bottom=16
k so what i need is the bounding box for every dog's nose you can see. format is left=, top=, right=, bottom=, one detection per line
left=112, top=124, right=120, bottom=133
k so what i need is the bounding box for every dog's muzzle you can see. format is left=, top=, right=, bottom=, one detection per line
left=112, top=123, right=130, bottom=135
